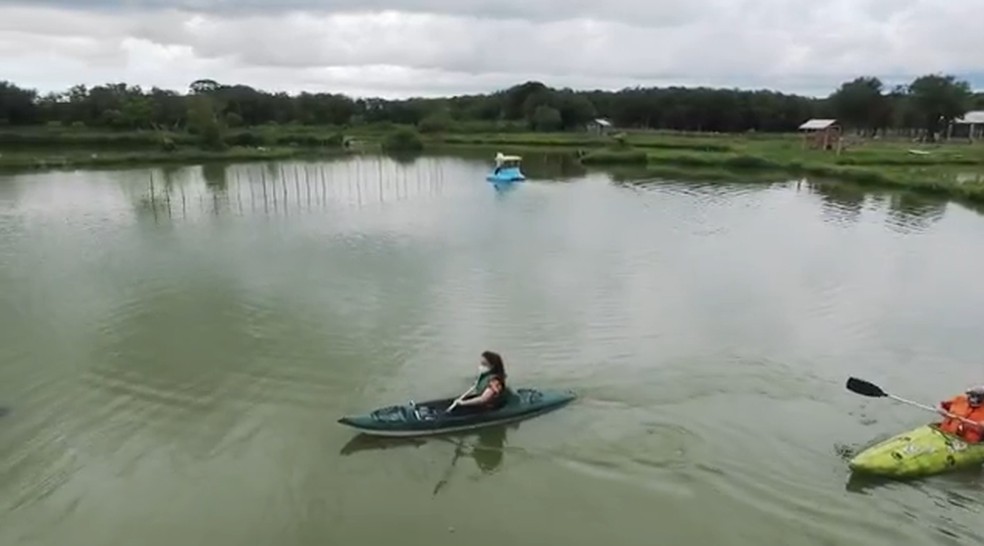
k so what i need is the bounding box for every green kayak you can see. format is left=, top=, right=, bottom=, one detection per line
left=849, top=424, right=984, bottom=478
left=338, top=387, right=575, bottom=437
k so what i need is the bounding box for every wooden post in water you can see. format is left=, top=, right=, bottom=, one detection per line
left=279, top=166, right=288, bottom=214
left=149, top=172, right=158, bottom=222
left=163, top=176, right=172, bottom=219
left=262, top=167, right=270, bottom=214
left=293, top=164, right=301, bottom=208
left=235, top=169, right=243, bottom=215
left=320, top=165, right=328, bottom=207
left=304, top=165, right=312, bottom=210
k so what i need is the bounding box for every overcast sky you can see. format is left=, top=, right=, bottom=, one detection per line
left=1, top=0, right=982, bottom=98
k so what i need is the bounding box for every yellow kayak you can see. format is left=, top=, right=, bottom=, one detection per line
left=849, top=424, right=984, bottom=478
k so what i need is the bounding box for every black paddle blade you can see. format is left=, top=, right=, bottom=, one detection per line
left=846, top=377, right=887, bottom=398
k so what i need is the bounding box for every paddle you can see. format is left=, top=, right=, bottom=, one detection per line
left=432, top=438, right=467, bottom=496
left=445, top=383, right=477, bottom=414
left=846, top=377, right=984, bottom=430
left=432, top=381, right=481, bottom=493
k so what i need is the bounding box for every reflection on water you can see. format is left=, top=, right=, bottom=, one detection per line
left=339, top=424, right=512, bottom=476
left=807, top=181, right=868, bottom=225
left=804, top=180, right=949, bottom=232
left=472, top=426, right=508, bottom=472
left=610, top=177, right=774, bottom=202
left=490, top=180, right=521, bottom=195
left=844, top=468, right=984, bottom=546
left=520, top=152, right=587, bottom=180
left=202, top=163, right=228, bottom=190
left=845, top=466, right=984, bottom=496
left=134, top=152, right=589, bottom=224
left=884, top=192, right=946, bottom=233
left=615, top=174, right=957, bottom=237
left=602, top=167, right=653, bottom=184
left=431, top=148, right=587, bottom=181
left=385, top=151, right=424, bottom=166
left=339, top=424, right=514, bottom=495
left=139, top=156, right=454, bottom=222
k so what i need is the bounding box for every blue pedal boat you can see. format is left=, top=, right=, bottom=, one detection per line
left=486, top=153, right=526, bottom=182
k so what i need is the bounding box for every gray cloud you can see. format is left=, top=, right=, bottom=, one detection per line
left=0, top=0, right=982, bottom=98
left=0, top=0, right=706, bottom=25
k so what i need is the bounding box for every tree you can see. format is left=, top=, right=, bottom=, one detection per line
left=149, top=87, right=186, bottom=129
left=974, top=93, right=984, bottom=109
left=418, top=112, right=453, bottom=133
left=190, top=79, right=221, bottom=95
left=531, top=105, right=562, bottom=131
left=0, top=81, right=40, bottom=125
left=502, top=81, right=550, bottom=119
left=556, top=91, right=597, bottom=130
left=186, top=94, right=225, bottom=150
left=886, top=85, right=919, bottom=138
left=907, top=74, right=972, bottom=140
left=121, top=96, right=155, bottom=129
left=829, top=77, right=889, bottom=135
left=0, top=74, right=978, bottom=137
left=382, top=127, right=424, bottom=152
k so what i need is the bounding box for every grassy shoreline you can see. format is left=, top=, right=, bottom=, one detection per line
left=457, top=131, right=984, bottom=202
left=0, top=147, right=354, bottom=172
left=2, top=126, right=983, bottom=204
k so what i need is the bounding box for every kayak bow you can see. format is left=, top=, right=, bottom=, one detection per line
left=849, top=424, right=984, bottom=478
left=338, top=387, right=575, bottom=437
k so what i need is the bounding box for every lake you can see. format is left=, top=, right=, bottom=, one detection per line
left=1, top=153, right=982, bottom=545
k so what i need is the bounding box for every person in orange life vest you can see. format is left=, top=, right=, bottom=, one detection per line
left=452, top=351, right=508, bottom=412
left=938, top=386, right=984, bottom=443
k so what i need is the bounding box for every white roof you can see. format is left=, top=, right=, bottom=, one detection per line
left=592, top=118, right=612, bottom=126
left=799, top=119, right=838, bottom=130
left=495, top=152, right=522, bottom=161
left=954, top=111, right=984, bottom=124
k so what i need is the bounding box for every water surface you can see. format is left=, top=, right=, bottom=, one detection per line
left=1, top=154, right=983, bottom=545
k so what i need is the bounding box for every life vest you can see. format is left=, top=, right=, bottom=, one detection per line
left=471, top=371, right=507, bottom=408
left=939, top=394, right=984, bottom=443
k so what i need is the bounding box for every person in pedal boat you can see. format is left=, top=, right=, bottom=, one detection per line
left=938, top=386, right=984, bottom=443
left=451, top=351, right=508, bottom=412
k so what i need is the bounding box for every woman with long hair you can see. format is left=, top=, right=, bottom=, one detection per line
left=451, top=351, right=508, bottom=412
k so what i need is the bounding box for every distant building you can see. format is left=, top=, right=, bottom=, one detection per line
left=950, top=111, right=984, bottom=141
left=798, top=118, right=842, bottom=153
left=587, top=118, right=614, bottom=135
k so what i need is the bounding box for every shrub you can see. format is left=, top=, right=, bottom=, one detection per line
left=382, top=127, right=424, bottom=152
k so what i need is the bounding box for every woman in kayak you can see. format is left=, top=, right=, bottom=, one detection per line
left=938, top=386, right=984, bottom=443
left=451, top=351, right=508, bottom=413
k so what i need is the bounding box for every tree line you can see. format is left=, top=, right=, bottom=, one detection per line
left=0, top=74, right=981, bottom=139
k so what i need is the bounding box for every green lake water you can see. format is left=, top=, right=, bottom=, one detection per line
left=0, top=153, right=982, bottom=545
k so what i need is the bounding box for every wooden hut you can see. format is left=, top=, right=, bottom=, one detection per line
left=798, top=119, right=842, bottom=153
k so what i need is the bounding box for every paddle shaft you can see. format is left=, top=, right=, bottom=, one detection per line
left=434, top=385, right=476, bottom=493
left=887, top=393, right=984, bottom=430
left=446, top=384, right=476, bottom=412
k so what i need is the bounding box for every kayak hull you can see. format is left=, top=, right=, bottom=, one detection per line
left=849, top=424, right=984, bottom=478
left=338, top=388, right=575, bottom=437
